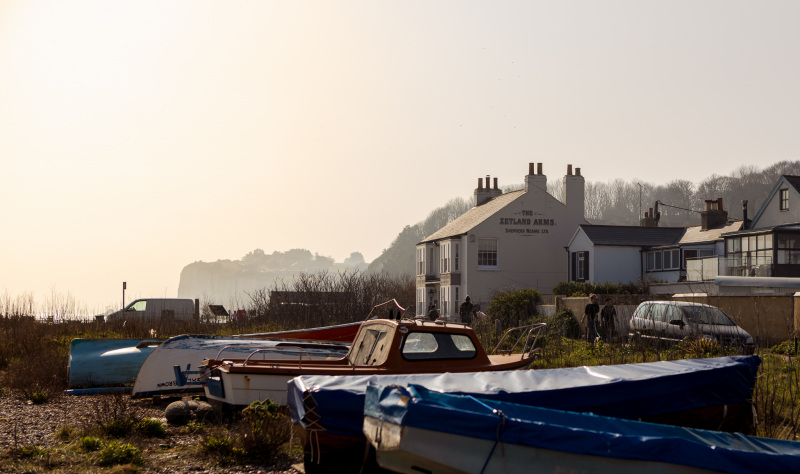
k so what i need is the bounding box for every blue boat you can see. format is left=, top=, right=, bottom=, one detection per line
left=364, top=383, right=800, bottom=474
left=288, top=356, right=761, bottom=473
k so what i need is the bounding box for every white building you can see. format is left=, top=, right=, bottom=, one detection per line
left=415, top=163, right=588, bottom=319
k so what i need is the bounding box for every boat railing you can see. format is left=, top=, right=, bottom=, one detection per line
left=490, top=322, right=547, bottom=360
left=240, top=347, right=345, bottom=366
left=213, top=345, right=344, bottom=360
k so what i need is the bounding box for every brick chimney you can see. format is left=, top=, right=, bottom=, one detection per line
left=641, top=208, right=659, bottom=227
left=701, top=198, right=727, bottom=230
left=474, top=174, right=502, bottom=206
left=525, top=163, right=547, bottom=192
left=562, top=164, right=585, bottom=218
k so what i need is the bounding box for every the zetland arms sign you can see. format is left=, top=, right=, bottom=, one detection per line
left=499, top=210, right=556, bottom=235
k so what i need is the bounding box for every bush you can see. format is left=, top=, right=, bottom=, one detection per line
left=552, top=281, right=646, bottom=297
left=80, top=436, right=102, bottom=452
left=548, top=309, right=582, bottom=340
left=770, top=340, right=798, bottom=356
left=237, top=399, right=292, bottom=461
left=2, top=346, right=68, bottom=401
left=97, top=441, right=142, bottom=466
left=487, top=289, right=541, bottom=329
left=136, top=417, right=166, bottom=437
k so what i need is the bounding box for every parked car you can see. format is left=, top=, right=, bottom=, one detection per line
left=628, top=301, right=754, bottom=353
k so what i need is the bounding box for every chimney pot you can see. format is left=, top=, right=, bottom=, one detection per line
left=493, top=177, right=498, bottom=189
left=718, top=198, right=723, bottom=211
left=478, top=178, right=483, bottom=189
left=529, top=163, right=535, bottom=175
left=567, top=164, right=573, bottom=175
left=575, top=167, right=581, bottom=176
left=537, top=163, right=543, bottom=175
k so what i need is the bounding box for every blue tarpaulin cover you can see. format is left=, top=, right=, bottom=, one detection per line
left=288, top=355, right=760, bottom=438
left=365, top=384, right=800, bottom=474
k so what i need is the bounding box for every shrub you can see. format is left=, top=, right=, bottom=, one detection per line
left=548, top=309, right=582, bottom=340
left=136, top=417, right=166, bottom=437
left=85, top=392, right=141, bottom=437
left=770, top=340, right=798, bottom=356
left=2, top=346, right=68, bottom=401
left=97, top=441, right=142, bottom=466
left=103, top=419, right=135, bottom=438
left=237, top=399, right=292, bottom=461
left=80, top=436, right=102, bottom=452
left=552, top=281, right=646, bottom=297
left=487, top=289, right=541, bottom=329
left=30, top=392, right=48, bottom=404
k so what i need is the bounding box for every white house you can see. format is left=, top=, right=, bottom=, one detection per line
left=415, top=163, right=589, bottom=319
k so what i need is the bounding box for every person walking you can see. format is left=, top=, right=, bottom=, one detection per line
left=581, top=294, right=600, bottom=343
left=600, top=297, right=617, bottom=342
left=459, top=296, right=475, bottom=325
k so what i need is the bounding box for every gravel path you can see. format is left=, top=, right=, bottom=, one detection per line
left=0, top=393, right=303, bottom=473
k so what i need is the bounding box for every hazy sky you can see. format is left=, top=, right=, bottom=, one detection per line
left=1, top=1, right=798, bottom=312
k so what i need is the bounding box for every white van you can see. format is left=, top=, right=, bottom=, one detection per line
left=105, top=298, right=197, bottom=323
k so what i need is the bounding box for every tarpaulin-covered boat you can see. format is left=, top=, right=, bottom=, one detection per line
left=289, top=355, right=761, bottom=473
left=364, top=383, right=799, bottom=474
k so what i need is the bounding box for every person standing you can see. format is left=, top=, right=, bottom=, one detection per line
left=428, top=300, right=440, bottom=320
left=600, top=297, right=617, bottom=341
left=459, top=296, right=475, bottom=325
left=581, top=294, right=600, bottom=343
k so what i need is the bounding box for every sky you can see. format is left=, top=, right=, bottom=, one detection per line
left=1, top=1, right=798, bottom=313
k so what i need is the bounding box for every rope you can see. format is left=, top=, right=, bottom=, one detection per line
left=479, top=408, right=507, bottom=474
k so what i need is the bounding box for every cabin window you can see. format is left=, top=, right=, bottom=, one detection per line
left=127, top=300, right=146, bottom=312
left=478, top=239, right=498, bottom=268
left=402, top=332, right=477, bottom=361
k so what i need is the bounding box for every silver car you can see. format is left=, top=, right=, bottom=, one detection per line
left=628, top=301, right=755, bottom=353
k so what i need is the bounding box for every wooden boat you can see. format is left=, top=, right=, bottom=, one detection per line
left=364, top=383, right=800, bottom=474
left=130, top=335, right=349, bottom=398
left=289, top=355, right=761, bottom=473
left=201, top=318, right=546, bottom=409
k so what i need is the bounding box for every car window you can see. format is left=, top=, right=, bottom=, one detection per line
left=665, top=305, right=683, bottom=323
left=634, top=304, right=650, bottom=320
left=651, top=305, right=667, bottom=322
left=683, top=306, right=735, bottom=326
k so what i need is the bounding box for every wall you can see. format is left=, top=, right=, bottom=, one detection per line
left=752, top=182, right=800, bottom=228
left=559, top=294, right=797, bottom=346
left=593, top=246, right=642, bottom=284
left=672, top=294, right=794, bottom=347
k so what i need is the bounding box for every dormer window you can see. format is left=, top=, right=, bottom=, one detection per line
left=780, top=189, right=789, bottom=211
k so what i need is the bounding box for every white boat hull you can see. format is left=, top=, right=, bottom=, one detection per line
left=363, top=417, right=713, bottom=474
left=205, top=369, right=294, bottom=407
left=132, top=335, right=347, bottom=398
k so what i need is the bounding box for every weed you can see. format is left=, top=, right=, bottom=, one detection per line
left=80, top=436, right=102, bottom=452
left=31, top=391, right=48, bottom=404
left=185, top=420, right=205, bottom=435
left=135, top=417, right=166, bottom=437
left=97, top=441, right=142, bottom=466
left=236, top=399, right=292, bottom=461
left=55, top=424, right=75, bottom=441
left=13, top=445, right=44, bottom=458
left=201, top=434, right=244, bottom=466
left=103, top=419, right=135, bottom=438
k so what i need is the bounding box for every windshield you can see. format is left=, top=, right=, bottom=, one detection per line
left=683, top=306, right=735, bottom=326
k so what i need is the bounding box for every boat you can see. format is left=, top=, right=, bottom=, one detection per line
left=364, top=383, right=800, bottom=474
left=130, top=334, right=349, bottom=398
left=66, top=320, right=363, bottom=391
left=201, top=318, right=546, bottom=409
left=67, top=338, right=164, bottom=389
left=288, top=355, right=761, bottom=473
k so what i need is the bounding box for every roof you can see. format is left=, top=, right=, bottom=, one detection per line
left=418, top=190, right=525, bottom=243
left=579, top=225, right=685, bottom=247
left=750, top=175, right=800, bottom=227
left=679, top=220, right=743, bottom=245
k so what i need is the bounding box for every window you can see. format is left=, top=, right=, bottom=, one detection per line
left=127, top=300, right=146, bottom=312
left=646, top=251, right=662, bottom=271
left=780, top=189, right=789, bottom=211
left=402, top=332, right=477, bottom=360
left=663, top=249, right=680, bottom=270
left=683, top=248, right=713, bottom=268
left=440, top=287, right=450, bottom=315
left=478, top=239, right=498, bottom=268
left=440, top=243, right=451, bottom=273
left=428, top=247, right=434, bottom=274
left=416, top=248, right=425, bottom=275
left=577, top=252, right=585, bottom=280
left=454, top=244, right=460, bottom=271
